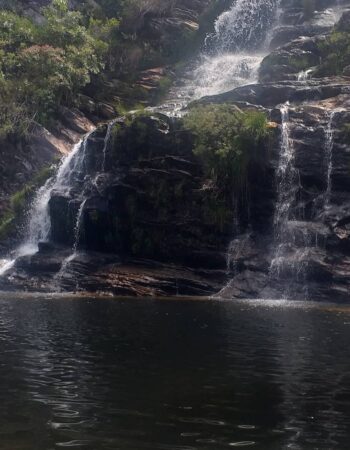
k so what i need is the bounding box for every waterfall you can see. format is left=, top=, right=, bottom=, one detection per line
left=54, top=199, right=87, bottom=286
left=269, top=104, right=301, bottom=286
left=324, top=111, right=336, bottom=211
left=73, top=200, right=86, bottom=253
left=226, top=231, right=252, bottom=274
left=101, top=120, right=117, bottom=172
left=297, top=69, right=313, bottom=81
left=272, top=104, right=297, bottom=238
left=196, top=0, right=280, bottom=97
left=24, top=134, right=92, bottom=249
left=210, top=0, right=279, bottom=52
left=0, top=132, right=94, bottom=277
left=55, top=121, right=119, bottom=284
left=159, top=0, right=282, bottom=114
left=190, top=53, right=263, bottom=100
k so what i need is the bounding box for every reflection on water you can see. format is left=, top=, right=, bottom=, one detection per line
left=0, top=295, right=349, bottom=449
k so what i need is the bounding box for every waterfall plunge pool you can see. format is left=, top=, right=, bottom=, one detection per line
left=0, top=293, right=349, bottom=449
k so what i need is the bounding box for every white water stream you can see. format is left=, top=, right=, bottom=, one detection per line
left=270, top=103, right=299, bottom=281
left=156, top=0, right=281, bottom=115
left=0, top=133, right=94, bottom=276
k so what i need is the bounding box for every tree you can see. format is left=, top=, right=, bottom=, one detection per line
left=0, top=0, right=111, bottom=136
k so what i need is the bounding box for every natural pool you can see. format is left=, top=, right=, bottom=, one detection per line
left=0, top=294, right=349, bottom=449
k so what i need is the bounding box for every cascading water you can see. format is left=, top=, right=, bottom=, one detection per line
left=0, top=132, right=94, bottom=277
left=190, top=54, right=263, bottom=100
left=191, top=0, right=280, bottom=98
left=266, top=106, right=345, bottom=299
left=101, top=120, right=117, bottom=172
left=159, top=0, right=281, bottom=115
left=297, top=69, right=313, bottom=81
left=55, top=121, right=118, bottom=284
left=209, top=0, right=279, bottom=52
left=271, top=104, right=298, bottom=243
left=226, top=231, right=252, bottom=274
left=54, top=199, right=87, bottom=286
left=269, top=103, right=305, bottom=296
left=324, top=111, right=336, bottom=211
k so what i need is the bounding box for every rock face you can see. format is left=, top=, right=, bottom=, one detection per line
left=2, top=1, right=350, bottom=301
left=51, top=116, right=236, bottom=262
left=0, top=116, right=226, bottom=295
left=185, top=6, right=350, bottom=302
left=217, top=99, right=350, bottom=302
left=196, top=78, right=350, bottom=109
left=1, top=113, right=273, bottom=296
left=0, top=109, right=95, bottom=251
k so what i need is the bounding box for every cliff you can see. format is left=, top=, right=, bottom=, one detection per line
left=1, top=0, right=350, bottom=301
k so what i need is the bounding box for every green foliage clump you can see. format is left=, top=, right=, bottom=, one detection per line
left=183, top=104, right=270, bottom=193
left=288, top=55, right=314, bottom=71
left=0, top=0, right=117, bottom=136
left=0, top=0, right=216, bottom=136
left=316, top=31, right=350, bottom=76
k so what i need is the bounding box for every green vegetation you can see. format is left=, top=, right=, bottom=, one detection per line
left=0, top=0, right=114, bottom=137
left=288, top=55, right=315, bottom=71
left=0, top=0, right=216, bottom=139
left=316, top=30, right=350, bottom=76
left=183, top=104, right=270, bottom=193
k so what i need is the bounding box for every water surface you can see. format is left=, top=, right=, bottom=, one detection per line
left=0, top=294, right=349, bottom=449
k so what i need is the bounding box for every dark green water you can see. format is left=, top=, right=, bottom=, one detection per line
left=0, top=295, right=349, bottom=449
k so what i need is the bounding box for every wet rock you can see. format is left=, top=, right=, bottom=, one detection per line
left=337, top=10, right=350, bottom=32
left=195, top=78, right=350, bottom=109
left=221, top=97, right=350, bottom=302
left=285, top=221, right=332, bottom=247
left=97, top=103, right=116, bottom=120
left=260, top=36, right=324, bottom=82
left=343, top=66, right=350, bottom=76
left=269, top=25, right=330, bottom=50
left=58, top=107, right=95, bottom=134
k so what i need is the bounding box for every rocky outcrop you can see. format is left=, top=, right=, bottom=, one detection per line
left=1, top=112, right=274, bottom=296
left=187, top=6, right=350, bottom=302
left=2, top=1, right=350, bottom=301
left=195, top=78, right=350, bottom=109
left=259, top=36, right=324, bottom=82
left=0, top=109, right=95, bottom=250
left=269, top=0, right=342, bottom=49
left=0, top=116, right=228, bottom=295
left=3, top=243, right=225, bottom=297
left=215, top=98, right=350, bottom=302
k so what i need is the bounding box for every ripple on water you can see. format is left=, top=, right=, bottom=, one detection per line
left=56, top=440, right=91, bottom=447
left=229, top=442, right=256, bottom=447
left=0, top=295, right=349, bottom=450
